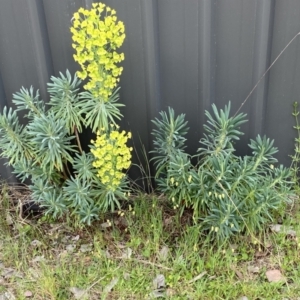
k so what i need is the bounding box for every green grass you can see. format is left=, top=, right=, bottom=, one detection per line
left=0, top=185, right=300, bottom=299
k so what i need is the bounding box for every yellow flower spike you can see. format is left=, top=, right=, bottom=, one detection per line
left=71, top=4, right=125, bottom=102
left=91, top=127, right=132, bottom=191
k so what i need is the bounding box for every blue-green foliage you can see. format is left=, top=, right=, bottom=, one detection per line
left=0, top=71, right=104, bottom=224
left=151, top=102, right=293, bottom=242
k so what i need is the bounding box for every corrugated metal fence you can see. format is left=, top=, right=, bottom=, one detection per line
left=1, top=0, right=300, bottom=182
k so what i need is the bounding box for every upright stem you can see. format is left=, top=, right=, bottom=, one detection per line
left=291, top=102, right=300, bottom=178
left=74, top=125, right=83, bottom=154
left=64, top=162, right=72, bottom=178
left=62, top=166, right=68, bottom=181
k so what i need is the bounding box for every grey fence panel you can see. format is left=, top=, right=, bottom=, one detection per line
left=42, top=0, right=80, bottom=77
left=265, top=0, right=300, bottom=166
left=0, top=0, right=53, bottom=181
left=157, top=0, right=202, bottom=155
left=0, top=0, right=299, bottom=183
left=0, top=1, right=53, bottom=103
left=212, top=0, right=264, bottom=155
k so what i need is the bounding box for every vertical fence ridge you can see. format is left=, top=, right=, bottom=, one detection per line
left=26, top=0, right=54, bottom=99
left=248, top=0, right=275, bottom=141
left=198, top=0, right=216, bottom=134
left=141, top=0, right=162, bottom=150
left=0, top=72, right=13, bottom=183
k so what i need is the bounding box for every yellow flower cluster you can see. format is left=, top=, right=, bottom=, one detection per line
left=91, top=126, right=132, bottom=191
left=70, top=3, right=125, bottom=101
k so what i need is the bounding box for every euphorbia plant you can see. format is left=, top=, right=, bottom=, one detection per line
left=151, top=102, right=293, bottom=243
left=0, top=3, right=131, bottom=224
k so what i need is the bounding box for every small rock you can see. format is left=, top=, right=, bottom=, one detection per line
left=270, top=224, right=297, bottom=237
left=23, top=291, right=33, bottom=298
left=153, top=274, right=165, bottom=289
left=0, top=291, right=16, bottom=300
left=72, top=235, right=80, bottom=241
left=66, top=244, right=76, bottom=252
left=266, top=269, right=284, bottom=282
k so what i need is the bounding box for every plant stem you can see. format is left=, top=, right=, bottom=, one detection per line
left=62, top=165, right=68, bottom=181
left=74, top=125, right=83, bottom=154
left=65, top=162, right=72, bottom=178
left=291, top=102, right=300, bottom=179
